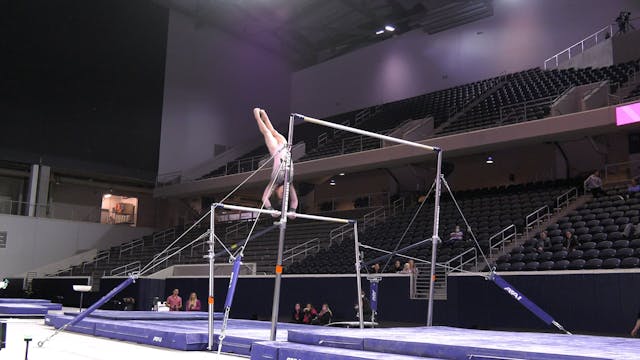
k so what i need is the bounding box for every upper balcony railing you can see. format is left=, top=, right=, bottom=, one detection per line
left=0, top=200, right=102, bottom=223
left=544, top=25, right=614, bottom=70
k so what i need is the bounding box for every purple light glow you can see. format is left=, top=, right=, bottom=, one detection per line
left=616, top=102, right=640, bottom=126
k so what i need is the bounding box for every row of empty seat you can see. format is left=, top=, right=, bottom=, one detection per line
left=198, top=60, right=639, bottom=180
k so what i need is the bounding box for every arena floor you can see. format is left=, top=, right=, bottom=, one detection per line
left=1, top=317, right=245, bottom=360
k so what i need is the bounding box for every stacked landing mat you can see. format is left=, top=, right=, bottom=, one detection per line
left=252, top=326, right=637, bottom=360
left=0, top=298, right=62, bottom=316
left=43, top=314, right=640, bottom=359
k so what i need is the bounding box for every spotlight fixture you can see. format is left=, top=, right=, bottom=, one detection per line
left=375, top=29, right=384, bottom=35
left=384, top=25, right=396, bottom=32
left=329, top=179, right=336, bottom=186
left=486, top=156, right=494, bottom=164
left=103, top=194, right=112, bottom=198
left=339, top=172, right=345, bottom=176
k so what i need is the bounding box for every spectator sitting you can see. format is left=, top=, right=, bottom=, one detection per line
left=291, top=303, right=303, bottom=323
left=563, top=231, right=578, bottom=252
left=585, top=170, right=606, bottom=197
left=166, top=288, right=182, bottom=311
left=371, top=263, right=381, bottom=273
left=302, top=303, right=318, bottom=324
left=391, top=260, right=404, bottom=273
left=536, top=231, right=550, bottom=253
left=313, top=303, right=333, bottom=325
left=632, top=307, right=640, bottom=337
left=629, top=179, right=640, bottom=193
left=122, top=297, right=135, bottom=311
left=186, top=292, right=201, bottom=311
left=446, top=225, right=464, bottom=245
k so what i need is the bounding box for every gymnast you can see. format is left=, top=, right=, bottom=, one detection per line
left=253, top=108, right=298, bottom=218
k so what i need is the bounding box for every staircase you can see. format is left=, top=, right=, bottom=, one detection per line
left=480, top=191, right=591, bottom=270
left=434, top=78, right=507, bottom=133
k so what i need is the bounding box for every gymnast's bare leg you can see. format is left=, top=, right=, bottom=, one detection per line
left=254, top=108, right=298, bottom=218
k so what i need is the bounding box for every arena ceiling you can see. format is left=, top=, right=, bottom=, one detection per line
left=154, top=0, right=494, bottom=69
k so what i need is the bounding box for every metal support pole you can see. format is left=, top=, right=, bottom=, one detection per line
left=353, top=221, right=364, bottom=329
left=427, top=149, right=443, bottom=326
left=269, top=114, right=296, bottom=341
left=207, top=206, right=216, bottom=350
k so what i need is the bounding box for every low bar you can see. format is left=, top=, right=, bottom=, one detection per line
left=213, top=203, right=353, bottom=224
left=295, top=113, right=439, bottom=152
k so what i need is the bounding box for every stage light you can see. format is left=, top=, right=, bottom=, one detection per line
left=103, top=193, right=112, bottom=198
left=375, top=29, right=384, bottom=35
left=385, top=25, right=396, bottom=32
left=486, top=156, right=494, bottom=164
left=329, top=179, right=336, bottom=186
left=339, top=172, right=345, bottom=176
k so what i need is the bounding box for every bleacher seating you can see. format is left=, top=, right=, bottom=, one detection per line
left=439, top=62, right=639, bottom=135
left=498, top=185, right=640, bottom=271
left=287, top=179, right=579, bottom=274
left=198, top=60, right=639, bottom=180
left=625, top=83, right=640, bottom=101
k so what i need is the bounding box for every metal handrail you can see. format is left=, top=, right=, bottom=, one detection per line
left=47, top=267, right=73, bottom=277
left=525, top=205, right=550, bottom=239
left=119, top=238, right=144, bottom=259
left=0, top=199, right=102, bottom=222
left=153, top=227, right=175, bottom=245
left=226, top=221, right=249, bottom=240
left=391, top=198, right=405, bottom=216
left=362, top=207, right=385, bottom=232
left=556, top=187, right=578, bottom=210
left=110, top=261, right=140, bottom=276
left=604, top=159, right=640, bottom=183
left=488, top=224, right=518, bottom=253
left=82, top=250, right=111, bottom=272
left=544, top=24, right=614, bottom=69
left=283, top=238, right=320, bottom=264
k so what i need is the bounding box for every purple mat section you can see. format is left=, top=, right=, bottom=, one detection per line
left=252, top=341, right=441, bottom=360
left=62, top=310, right=222, bottom=321
left=0, top=298, right=51, bottom=303
left=287, top=327, right=639, bottom=360
left=0, top=304, right=49, bottom=315
left=43, top=314, right=640, bottom=360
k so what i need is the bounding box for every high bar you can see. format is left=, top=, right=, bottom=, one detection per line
left=294, top=113, right=440, bottom=152
left=213, top=203, right=354, bottom=224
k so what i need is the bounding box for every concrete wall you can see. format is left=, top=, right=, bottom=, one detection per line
left=291, top=0, right=640, bottom=118
left=0, top=215, right=155, bottom=277
left=159, top=10, right=293, bottom=176
left=558, top=38, right=613, bottom=70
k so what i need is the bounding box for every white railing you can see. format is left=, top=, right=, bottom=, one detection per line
left=0, top=199, right=102, bottom=223
left=391, top=198, right=405, bottom=216
left=47, top=267, right=74, bottom=277
left=341, top=135, right=382, bottom=154
left=119, top=238, right=144, bottom=259
left=226, top=221, right=249, bottom=240
left=556, top=187, right=578, bottom=211
left=82, top=250, right=110, bottom=272
left=604, top=159, right=640, bottom=183
left=317, top=132, right=328, bottom=147
left=488, top=224, right=518, bottom=254
left=153, top=227, right=175, bottom=245
left=544, top=24, right=614, bottom=69
left=282, top=238, right=320, bottom=264
left=525, top=206, right=551, bottom=239
left=362, top=207, right=385, bottom=233
left=110, top=261, right=141, bottom=276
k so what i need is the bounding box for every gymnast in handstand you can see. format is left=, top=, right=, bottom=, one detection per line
left=254, top=108, right=298, bottom=218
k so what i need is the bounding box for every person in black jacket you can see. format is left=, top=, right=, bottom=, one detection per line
left=313, top=303, right=333, bottom=325
left=291, top=303, right=303, bottom=323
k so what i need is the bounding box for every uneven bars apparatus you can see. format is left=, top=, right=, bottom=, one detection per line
left=293, top=113, right=443, bottom=327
